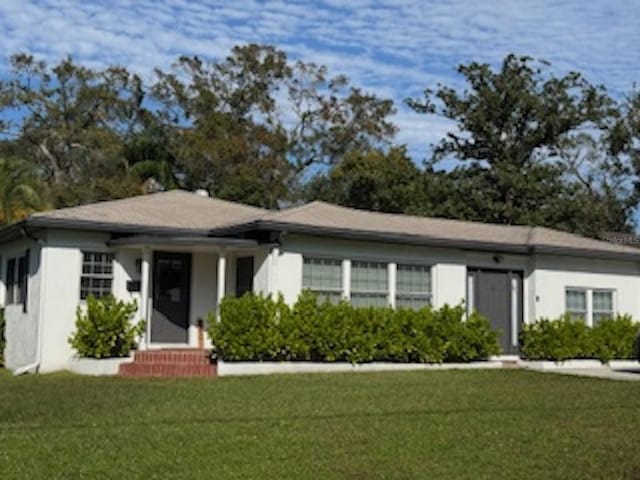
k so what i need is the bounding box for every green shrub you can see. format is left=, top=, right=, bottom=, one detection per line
left=590, top=315, right=640, bottom=363
left=0, top=308, right=5, bottom=367
left=209, top=292, right=500, bottom=363
left=69, top=295, right=143, bottom=358
left=520, top=314, right=640, bottom=363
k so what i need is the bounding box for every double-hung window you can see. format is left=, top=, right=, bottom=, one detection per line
left=565, top=288, right=587, bottom=321
left=396, top=264, right=431, bottom=309
left=302, top=257, right=343, bottom=304
left=80, top=252, right=114, bottom=300
left=565, top=287, right=615, bottom=325
left=592, top=290, right=614, bottom=324
left=351, top=261, right=388, bottom=307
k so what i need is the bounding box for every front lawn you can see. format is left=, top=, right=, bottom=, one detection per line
left=1, top=369, right=639, bottom=479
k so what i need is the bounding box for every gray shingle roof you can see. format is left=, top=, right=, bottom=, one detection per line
left=28, top=190, right=265, bottom=233
left=9, top=192, right=639, bottom=259
left=215, top=201, right=640, bottom=259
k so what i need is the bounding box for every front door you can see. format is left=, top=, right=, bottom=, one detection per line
left=468, top=268, right=523, bottom=354
left=151, top=252, right=191, bottom=344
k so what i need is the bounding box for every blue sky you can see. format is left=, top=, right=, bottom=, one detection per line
left=0, top=0, right=639, bottom=162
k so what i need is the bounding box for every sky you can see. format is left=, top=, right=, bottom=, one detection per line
left=0, top=0, right=639, bottom=163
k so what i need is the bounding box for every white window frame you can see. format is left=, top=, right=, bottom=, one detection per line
left=350, top=260, right=389, bottom=308
left=565, top=287, right=616, bottom=326
left=302, top=256, right=343, bottom=304
left=80, top=251, right=114, bottom=300
left=591, top=289, right=615, bottom=325
left=395, top=263, right=432, bottom=310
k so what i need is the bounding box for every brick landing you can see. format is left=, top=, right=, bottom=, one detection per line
left=119, top=349, right=217, bottom=377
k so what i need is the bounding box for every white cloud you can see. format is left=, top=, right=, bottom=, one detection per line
left=0, top=0, right=638, bottom=159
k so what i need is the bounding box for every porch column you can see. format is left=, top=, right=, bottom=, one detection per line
left=140, top=247, right=152, bottom=349
left=216, top=251, right=227, bottom=321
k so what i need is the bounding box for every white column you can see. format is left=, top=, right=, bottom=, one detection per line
left=586, top=289, right=594, bottom=327
left=466, top=270, right=474, bottom=318
left=216, top=251, right=227, bottom=321
left=342, top=259, right=351, bottom=300
left=140, top=247, right=152, bottom=349
left=388, top=262, right=397, bottom=308
left=268, top=246, right=280, bottom=295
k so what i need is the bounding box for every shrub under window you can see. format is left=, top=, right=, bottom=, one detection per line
left=69, top=295, right=143, bottom=358
left=209, top=291, right=500, bottom=363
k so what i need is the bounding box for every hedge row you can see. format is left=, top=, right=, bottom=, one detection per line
left=208, top=291, right=501, bottom=363
left=520, top=315, right=640, bottom=363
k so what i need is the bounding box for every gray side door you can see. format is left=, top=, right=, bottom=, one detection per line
left=469, top=268, right=523, bottom=354
left=151, top=252, right=191, bottom=343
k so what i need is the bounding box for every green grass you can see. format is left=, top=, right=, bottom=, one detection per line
left=1, top=369, right=640, bottom=479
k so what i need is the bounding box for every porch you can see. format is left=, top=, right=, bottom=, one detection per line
left=108, top=235, right=274, bottom=351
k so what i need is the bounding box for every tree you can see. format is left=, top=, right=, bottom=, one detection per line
left=407, top=54, right=633, bottom=235
left=0, top=54, right=149, bottom=207
left=0, top=156, right=41, bottom=224
left=152, top=44, right=396, bottom=207
left=607, top=88, right=640, bottom=210
left=306, top=147, right=421, bottom=213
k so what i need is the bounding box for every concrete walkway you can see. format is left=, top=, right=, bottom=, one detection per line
left=530, top=366, right=640, bottom=381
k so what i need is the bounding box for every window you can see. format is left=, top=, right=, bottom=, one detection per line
left=6, top=258, right=16, bottom=304
left=351, top=261, right=388, bottom=307
left=396, top=264, right=431, bottom=309
left=565, top=288, right=587, bottom=321
left=302, top=257, right=343, bottom=304
left=592, top=290, right=614, bottom=324
left=565, top=288, right=615, bottom=325
left=81, top=252, right=114, bottom=300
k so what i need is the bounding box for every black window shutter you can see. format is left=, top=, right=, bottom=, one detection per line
left=6, top=258, right=15, bottom=305
left=22, top=249, right=30, bottom=313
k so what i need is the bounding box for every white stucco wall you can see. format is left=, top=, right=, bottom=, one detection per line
left=190, top=251, right=217, bottom=346
left=38, top=230, right=111, bottom=372
left=2, top=239, right=42, bottom=372
left=532, top=254, right=640, bottom=322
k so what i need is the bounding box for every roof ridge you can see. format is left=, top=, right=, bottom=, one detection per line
left=278, top=200, right=533, bottom=231
left=266, top=200, right=325, bottom=221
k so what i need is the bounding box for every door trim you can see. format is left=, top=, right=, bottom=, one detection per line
left=151, top=251, right=192, bottom=344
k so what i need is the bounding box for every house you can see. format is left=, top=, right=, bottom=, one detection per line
left=1, top=190, right=640, bottom=374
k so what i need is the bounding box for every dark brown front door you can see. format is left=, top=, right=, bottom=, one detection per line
left=151, top=252, right=191, bottom=343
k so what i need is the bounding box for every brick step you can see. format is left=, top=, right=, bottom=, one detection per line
left=119, top=362, right=217, bottom=378
left=132, top=350, right=212, bottom=365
